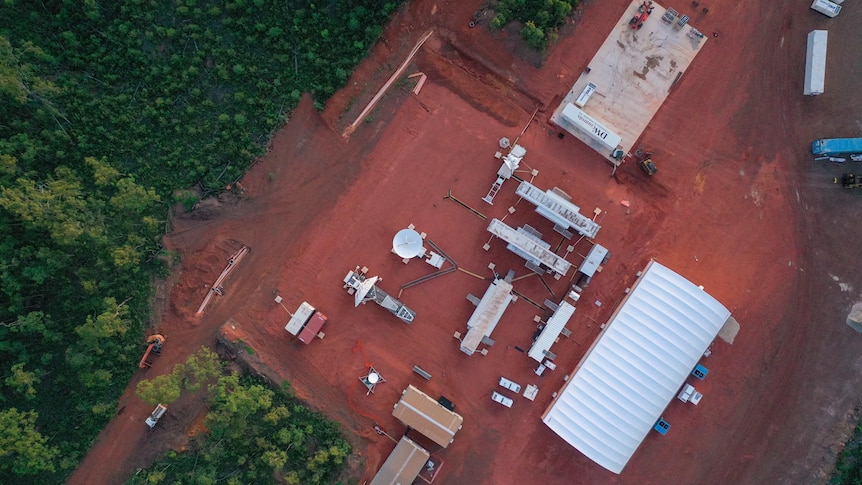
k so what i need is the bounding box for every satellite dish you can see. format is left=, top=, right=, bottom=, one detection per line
left=367, top=372, right=380, bottom=384
left=392, top=229, right=424, bottom=259
left=355, top=276, right=379, bottom=307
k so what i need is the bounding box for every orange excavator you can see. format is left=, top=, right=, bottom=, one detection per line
left=139, top=334, right=166, bottom=369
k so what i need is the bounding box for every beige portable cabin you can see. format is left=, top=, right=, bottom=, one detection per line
left=392, top=385, right=464, bottom=448
left=369, top=436, right=430, bottom=485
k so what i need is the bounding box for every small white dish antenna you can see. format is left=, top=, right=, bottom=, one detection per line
left=367, top=372, right=380, bottom=384
left=392, top=228, right=424, bottom=258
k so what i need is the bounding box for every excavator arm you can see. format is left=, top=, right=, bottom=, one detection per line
left=138, top=334, right=166, bottom=369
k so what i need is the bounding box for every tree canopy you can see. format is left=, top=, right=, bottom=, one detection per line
left=488, top=0, right=576, bottom=50
left=135, top=347, right=222, bottom=405
left=128, top=374, right=352, bottom=485
left=0, top=408, right=60, bottom=476
left=0, top=1, right=400, bottom=482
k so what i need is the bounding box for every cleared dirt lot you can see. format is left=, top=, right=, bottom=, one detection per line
left=70, top=0, right=862, bottom=484
left=550, top=0, right=709, bottom=162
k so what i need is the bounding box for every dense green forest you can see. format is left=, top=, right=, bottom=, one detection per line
left=0, top=0, right=399, bottom=483
left=126, top=349, right=351, bottom=485
left=130, top=373, right=351, bottom=485
left=487, top=0, right=576, bottom=49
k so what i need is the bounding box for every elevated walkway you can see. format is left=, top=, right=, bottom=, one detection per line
left=515, top=181, right=600, bottom=239
left=487, top=219, right=572, bottom=276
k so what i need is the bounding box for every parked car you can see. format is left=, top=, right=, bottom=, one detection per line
left=498, top=376, right=521, bottom=393
left=491, top=391, right=514, bottom=408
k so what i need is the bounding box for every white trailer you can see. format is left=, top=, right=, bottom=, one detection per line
left=804, top=30, right=828, bottom=96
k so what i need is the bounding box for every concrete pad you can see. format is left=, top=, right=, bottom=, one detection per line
left=718, top=316, right=740, bottom=344
left=550, top=0, right=707, bottom=165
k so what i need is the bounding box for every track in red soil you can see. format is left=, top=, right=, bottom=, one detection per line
left=70, top=1, right=862, bottom=484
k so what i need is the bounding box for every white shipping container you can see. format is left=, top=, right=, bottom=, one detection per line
left=285, top=301, right=315, bottom=335
left=561, top=104, right=622, bottom=152
left=575, top=83, right=597, bottom=108
left=803, top=30, right=827, bottom=96
left=810, top=0, right=841, bottom=17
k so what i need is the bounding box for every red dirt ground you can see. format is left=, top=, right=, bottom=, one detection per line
left=69, top=1, right=862, bottom=484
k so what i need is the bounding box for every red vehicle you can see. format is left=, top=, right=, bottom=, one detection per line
left=629, top=1, right=654, bottom=29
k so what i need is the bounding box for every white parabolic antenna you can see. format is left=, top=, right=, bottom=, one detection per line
left=355, top=276, right=379, bottom=307
left=367, top=372, right=380, bottom=384
left=392, top=229, right=424, bottom=259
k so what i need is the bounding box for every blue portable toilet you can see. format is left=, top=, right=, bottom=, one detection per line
left=692, top=364, right=708, bottom=380
left=654, top=418, right=671, bottom=435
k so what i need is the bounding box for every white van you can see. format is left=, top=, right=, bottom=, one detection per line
left=491, top=391, right=514, bottom=408
left=498, top=376, right=521, bottom=393
left=810, top=0, right=841, bottom=17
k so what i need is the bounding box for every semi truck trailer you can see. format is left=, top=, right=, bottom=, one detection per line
left=803, top=30, right=827, bottom=96
left=812, top=138, right=862, bottom=156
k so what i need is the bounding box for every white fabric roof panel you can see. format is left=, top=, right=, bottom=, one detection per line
left=542, top=261, right=730, bottom=474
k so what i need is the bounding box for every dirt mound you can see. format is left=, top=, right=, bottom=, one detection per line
left=416, top=34, right=535, bottom=127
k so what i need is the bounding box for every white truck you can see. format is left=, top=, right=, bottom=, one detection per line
left=145, top=404, right=167, bottom=428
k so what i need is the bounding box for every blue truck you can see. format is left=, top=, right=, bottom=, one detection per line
left=811, top=138, right=862, bottom=156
